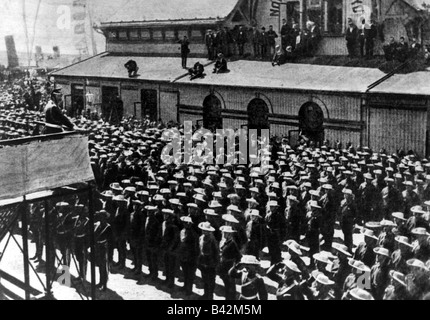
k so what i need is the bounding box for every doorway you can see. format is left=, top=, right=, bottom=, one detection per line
left=101, top=86, right=119, bottom=121
left=298, top=101, right=325, bottom=146
left=203, top=95, right=223, bottom=131
left=71, top=84, right=84, bottom=117
left=141, top=89, right=158, bottom=122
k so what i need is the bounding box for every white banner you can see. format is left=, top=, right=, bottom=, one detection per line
left=0, top=134, right=94, bottom=201
left=345, top=0, right=372, bottom=26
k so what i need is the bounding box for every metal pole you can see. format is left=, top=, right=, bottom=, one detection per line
left=44, top=199, right=52, bottom=298
left=21, top=199, right=31, bottom=300
left=88, top=187, right=96, bottom=300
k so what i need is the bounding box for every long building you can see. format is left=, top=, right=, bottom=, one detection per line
left=51, top=0, right=430, bottom=156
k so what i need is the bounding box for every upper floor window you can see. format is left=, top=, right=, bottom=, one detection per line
left=129, top=29, right=140, bottom=40
left=118, top=30, right=128, bottom=40
left=108, top=30, right=118, bottom=39
left=141, top=29, right=151, bottom=39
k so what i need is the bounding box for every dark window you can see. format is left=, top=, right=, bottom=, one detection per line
left=141, top=89, right=158, bottom=121
left=203, top=95, right=223, bottom=130
left=248, top=98, right=270, bottom=130
left=118, top=30, right=128, bottom=40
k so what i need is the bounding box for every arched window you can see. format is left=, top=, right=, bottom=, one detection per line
left=248, top=98, right=270, bottom=130
left=203, top=95, right=223, bottom=130
left=299, top=101, right=325, bottom=144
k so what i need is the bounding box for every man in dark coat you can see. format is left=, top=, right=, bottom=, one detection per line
left=366, top=19, right=378, bottom=58
left=204, top=29, right=215, bottom=60
left=370, top=247, right=391, bottom=300
left=340, top=189, right=356, bottom=252
left=259, top=27, right=269, bottom=60
left=94, top=210, right=114, bottom=291
left=160, top=209, right=180, bottom=289
left=354, top=228, right=378, bottom=267
left=345, top=18, right=358, bottom=58
left=236, top=26, right=247, bottom=57
left=197, top=222, right=219, bottom=300
left=177, top=216, right=199, bottom=296
left=178, top=36, right=190, bottom=69
left=43, top=89, right=75, bottom=134
left=144, top=206, right=162, bottom=280
left=280, top=19, right=291, bottom=50
left=228, top=255, right=268, bottom=300
left=213, top=53, right=228, bottom=74
left=218, top=225, right=242, bottom=300
left=267, top=25, right=278, bottom=58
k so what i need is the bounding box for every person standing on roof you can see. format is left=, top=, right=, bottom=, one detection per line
left=178, top=36, right=190, bottom=69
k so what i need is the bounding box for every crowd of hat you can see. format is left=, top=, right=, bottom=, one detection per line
left=2, top=76, right=430, bottom=300
left=84, top=119, right=430, bottom=300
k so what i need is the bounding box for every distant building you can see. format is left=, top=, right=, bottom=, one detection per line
left=51, top=0, right=430, bottom=156
left=5, top=36, right=19, bottom=69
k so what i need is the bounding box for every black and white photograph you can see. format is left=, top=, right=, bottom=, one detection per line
left=1, top=0, right=430, bottom=306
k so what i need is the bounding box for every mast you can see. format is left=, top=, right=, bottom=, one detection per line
left=87, top=1, right=98, bottom=56
left=22, top=0, right=31, bottom=67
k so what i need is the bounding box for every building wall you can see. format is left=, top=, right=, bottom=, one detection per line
left=107, top=42, right=208, bottom=56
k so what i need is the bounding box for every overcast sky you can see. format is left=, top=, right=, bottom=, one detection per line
left=0, top=0, right=131, bottom=55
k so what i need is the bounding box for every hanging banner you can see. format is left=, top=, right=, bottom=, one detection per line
left=346, top=0, right=372, bottom=25
left=0, top=134, right=94, bottom=202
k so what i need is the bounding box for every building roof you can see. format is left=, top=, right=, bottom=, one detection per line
left=177, top=60, right=386, bottom=94
left=100, top=0, right=241, bottom=26
left=368, top=71, right=430, bottom=95
left=402, top=0, right=427, bottom=11
left=51, top=53, right=207, bottom=82
left=51, top=53, right=430, bottom=96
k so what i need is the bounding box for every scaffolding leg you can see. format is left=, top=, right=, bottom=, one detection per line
left=88, top=187, right=96, bottom=300
left=21, top=200, right=31, bottom=300
left=44, top=200, right=53, bottom=299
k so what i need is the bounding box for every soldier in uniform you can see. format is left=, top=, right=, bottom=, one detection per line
left=383, top=271, right=412, bottom=300
left=73, top=204, right=90, bottom=283
left=177, top=216, right=199, bottom=296
left=265, top=201, right=286, bottom=265
left=405, top=258, right=430, bottom=299
left=354, top=228, right=378, bottom=267
left=228, top=255, right=268, bottom=300
left=129, top=199, right=146, bottom=276
left=306, top=201, right=322, bottom=266
left=160, top=209, right=180, bottom=289
left=112, top=195, right=128, bottom=270
left=285, top=194, right=301, bottom=242
left=94, top=210, right=114, bottom=291
left=370, top=247, right=391, bottom=300
left=244, top=209, right=264, bottom=259
left=266, top=259, right=305, bottom=300
left=339, top=189, right=356, bottom=252
left=320, top=184, right=336, bottom=250
left=55, top=202, right=73, bottom=267
left=144, top=206, right=162, bottom=280
left=29, top=202, right=44, bottom=263
left=342, top=259, right=371, bottom=300
left=411, top=227, right=430, bottom=261
left=391, top=236, right=413, bottom=275
left=402, top=181, right=420, bottom=218
left=309, top=272, right=336, bottom=300
left=218, top=225, right=241, bottom=300
left=332, top=243, right=352, bottom=299
left=357, top=173, right=377, bottom=223
left=43, top=89, right=75, bottom=134
left=197, top=222, right=219, bottom=300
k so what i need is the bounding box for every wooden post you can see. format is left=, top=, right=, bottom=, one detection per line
left=88, top=187, right=96, bottom=300
left=21, top=198, right=31, bottom=300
